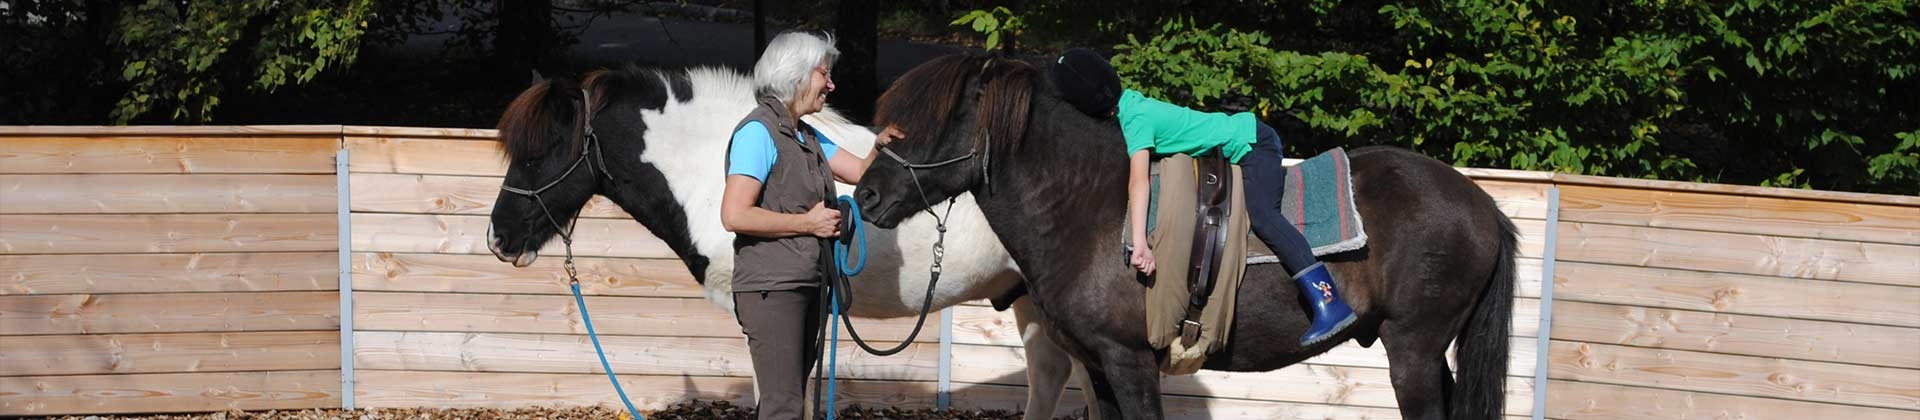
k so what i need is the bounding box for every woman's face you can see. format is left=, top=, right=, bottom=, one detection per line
left=791, top=60, right=835, bottom=116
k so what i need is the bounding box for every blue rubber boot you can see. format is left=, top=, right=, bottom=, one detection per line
left=1294, top=262, right=1357, bottom=346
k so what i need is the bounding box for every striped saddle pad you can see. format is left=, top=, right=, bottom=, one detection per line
left=1149, top=147, right=1367, bottom=265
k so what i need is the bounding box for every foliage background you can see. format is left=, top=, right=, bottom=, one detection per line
left=3, top=0, right=1914, bottom=195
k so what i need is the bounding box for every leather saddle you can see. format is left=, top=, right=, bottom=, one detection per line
left=1178, top=152, right=1234, bottom=347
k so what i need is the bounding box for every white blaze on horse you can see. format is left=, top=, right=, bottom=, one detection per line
left=485, top=65, right=1085, bottom=419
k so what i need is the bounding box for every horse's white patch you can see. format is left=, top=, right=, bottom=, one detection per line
left=631, top=68, right=1022, bottom=316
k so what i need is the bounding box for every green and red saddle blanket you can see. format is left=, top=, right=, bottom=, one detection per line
left=1144, top=147, right=1367, bottom=265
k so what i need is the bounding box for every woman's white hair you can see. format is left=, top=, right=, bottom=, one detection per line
left=753, top=31, right=839, bottom=103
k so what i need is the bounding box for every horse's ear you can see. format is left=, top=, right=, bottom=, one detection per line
left=531, top=70, right=546, bottom=86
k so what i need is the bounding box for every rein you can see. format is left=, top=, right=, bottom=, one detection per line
left=495, top=89, right=641, bottom=420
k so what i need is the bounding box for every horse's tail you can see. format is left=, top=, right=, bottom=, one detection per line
left=1452, top=213, right=1518, bottom=419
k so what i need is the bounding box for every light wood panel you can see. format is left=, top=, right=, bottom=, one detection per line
left=0, top=292, right=340, bottom=335
left=1553, top=173, right=1920, bottom=207
left=1476, top=179, right=1554, bottom=220
left=1545, top=380, right=1919, bottom=420
left=1549, top=300, right=1920, bottom=369
left=1, top=252, right=336, bottom=295
left=0, top=174, right=336, bottom=214
left=354, top=332, right=937, bottom=381
left=947, top=296, right=1539, bottom=350
left=0, top=213, right=337, bottom=254
left=1555, top=222, right=1920, bottom=287
left=1559, top=185, right=1920, bottom=245
left=354, top=371, right=812, bottom=410
left=0, top=125, right=344, bottom=136
left=342, top=126, right=494, bottom=138
left=946, top=344, right=1536, bottom=416
left=347, top=137, right=508, bottom=176
left=0, top=137, right=338, bottom=174
left=1555, top=261, right=1920, bottom=328
left=350, top=213, right=672, bottom=259
left=1548, top=341, right=1920, bottom=410
left=349, top=173, right=630, bottom=219
left=0, top=331, right=337, bottom=376
left=0, top=370, right=340, bottom=415
left=350, top=253, right=701, bottom=298
left=353, top=292, right=936, bottom=342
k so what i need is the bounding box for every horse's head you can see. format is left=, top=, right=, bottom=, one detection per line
left=856, top=54, right=1038, bottom=228
left=488, top=75, right=609, bottom=267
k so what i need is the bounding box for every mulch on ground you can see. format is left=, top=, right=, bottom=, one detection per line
left=29, top=400, right=1074, bottom=420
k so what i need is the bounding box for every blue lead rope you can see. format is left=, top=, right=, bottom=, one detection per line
left=824, top=194, right=867, bottom=420
left=572, top=195, right=867, bottom=420
left=572, top=281, right=643, bottom=420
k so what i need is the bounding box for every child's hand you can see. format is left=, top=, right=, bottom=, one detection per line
left=1130, top=243, right=1156, bottom=275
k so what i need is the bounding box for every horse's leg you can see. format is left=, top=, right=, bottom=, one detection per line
left=1012, top=298, right=1073, bottom=420
left=1382, top=320, right=1456, bottom=420
left=1077, top=346, right=1162, bottom=420
left=1073, top=360, right=1098, bottom=420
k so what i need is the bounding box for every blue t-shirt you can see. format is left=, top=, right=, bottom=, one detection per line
left=726, top=121, right=840, bottom=182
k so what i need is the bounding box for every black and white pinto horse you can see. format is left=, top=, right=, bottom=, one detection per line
left=484, top=65, right=1089, bottom=419
left=853, top=53, right=1520, bottom=420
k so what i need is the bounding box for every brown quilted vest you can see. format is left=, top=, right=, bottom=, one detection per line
left=727, top=96, right=837, bottom=292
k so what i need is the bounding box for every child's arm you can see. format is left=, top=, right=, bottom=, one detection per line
left=1128, top=150, right=1155, bottom=275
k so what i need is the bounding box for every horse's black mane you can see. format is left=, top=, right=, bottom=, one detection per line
left=495, top=64, right=693, bottom=159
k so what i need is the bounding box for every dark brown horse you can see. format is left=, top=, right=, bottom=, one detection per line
left=852, top=53, right=1520, bottom=420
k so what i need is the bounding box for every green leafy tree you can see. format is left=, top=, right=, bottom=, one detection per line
left=1107, top=1, right=1918, bottom=195
left=111, top=0, right=374, bottom=123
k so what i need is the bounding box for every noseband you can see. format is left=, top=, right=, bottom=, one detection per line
left=497, top=88, right=614, bottom=278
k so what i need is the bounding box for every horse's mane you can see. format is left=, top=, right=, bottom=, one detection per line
left=495, top=64, right=695, bottom=159
left=874, top=54, right=1041, bottom=154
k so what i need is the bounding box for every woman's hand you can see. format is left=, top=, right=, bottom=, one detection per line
left=1131, top=242, right=1156, bottom=275
left=875, top=125, right=904, bottom=146
left=803, top=201, right=842, bottom=238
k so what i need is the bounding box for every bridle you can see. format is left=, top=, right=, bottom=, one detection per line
left=496, top=88, right=614, bottom=280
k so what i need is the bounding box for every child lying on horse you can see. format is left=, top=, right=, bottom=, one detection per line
left=1051, top=48, right=1356, bottom=346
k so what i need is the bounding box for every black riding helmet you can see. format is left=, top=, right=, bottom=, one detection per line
left=1051, top=48, right=1123, bottom=118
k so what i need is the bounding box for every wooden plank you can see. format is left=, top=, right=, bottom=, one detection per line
left=1556, top=222, right=1920, bottom=287
left=1553, top=173, right=1920, bottom=207
left=354, top=371, right=932, bottom=411
left=947, top=344, right=1538, bottom=416
left=350, top=253, right=701, bottom=298
left=0, top=174, right=336, bottom=214
left=0, top=370, right=339, bottom=415
left=1548, top=340, right=1920, bottom=410
left=1559, top=184, right=1920, bottom=245
left=355, top=371, right=1520, bottom=420
left=1545, top=380, right=1920, bottom=420
left=353, top=292, right=937, bottom=342
left=354, top=332, right=937, bottom=381
left=347, top=137, right=508, bottom=176
left=350, top=213, right=671, bottom=259
left=948, top=296, right=1540, bottom=349
left=349, top=173, right=630, bottom=219
left=0, top=125, right=344, bottom=137
left=342, top=126, right=495, bottom=139
left=0, top=213, right=337, bottom=254
left=1476, top=179, right=1553, bottom=220
left=0, top=331, right=337, bottom=376
left=1, top=252, right=336, bottom=295
left=1555, top=261, right=1920, bottom=328
left=0, top=292, right=340, bottom=335
left=0, top=137, right=338, bottom=174
left=1550, top=300, right=1920, bottom=369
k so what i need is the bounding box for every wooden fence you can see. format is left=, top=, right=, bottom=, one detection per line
left=2, top=126, right=1914, bottom=419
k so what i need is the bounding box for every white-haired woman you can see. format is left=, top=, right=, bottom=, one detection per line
left=718, top=30, right=896, bottom=419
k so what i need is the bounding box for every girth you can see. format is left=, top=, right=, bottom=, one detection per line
left=1179, top=153, right=1234, bottom=347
